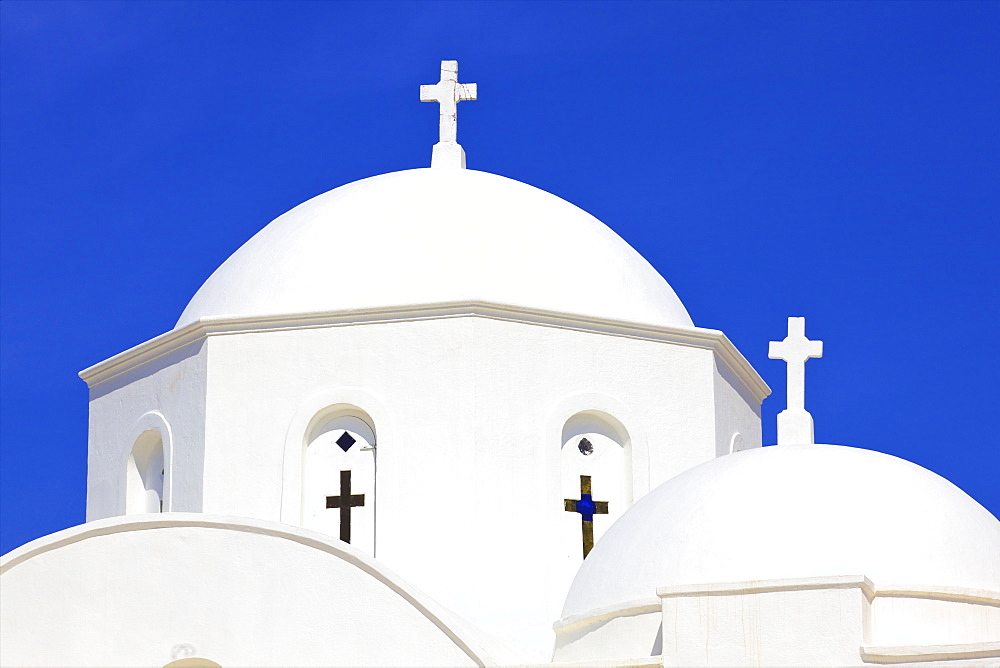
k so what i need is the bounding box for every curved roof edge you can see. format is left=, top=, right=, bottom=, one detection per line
left=1, top=513, right=523, bottom=667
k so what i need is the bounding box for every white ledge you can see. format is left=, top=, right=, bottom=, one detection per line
left=860, top=641, right=1000, bottom=664
left=533, top=658, right=661, bottom=668
left=79, top=301, right=770, bottom=402
left=872, top=583, right=1000, bottom=606
left=657, top=574, right=876, bottom=599
left=653, top=576, right=1000, bottom=606
left=553, top=597, right=661, bottom=631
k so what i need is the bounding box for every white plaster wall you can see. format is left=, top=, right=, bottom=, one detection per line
left=199, top=317, right=477, bottom=523
left=188, top=315, right=756, bottom=661
left=0, top=516, right=500, bottom=667
left=76, top=308, right=764, bottom=663
left=552, top=606, right=661, bottom=662
left=552, top=578, right=1000, bottom=666
left=870, top=591, right=1000, bottom=646
left=470, top=318, right=719, bottom=656
left=85, top=339, right=208, bottom=520
left=713, top=358, right=763, bottom=457
left=659, top=580, right=869, bottom=667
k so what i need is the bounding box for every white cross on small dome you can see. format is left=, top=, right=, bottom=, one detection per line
left=769, top=316, right=823, bottom=445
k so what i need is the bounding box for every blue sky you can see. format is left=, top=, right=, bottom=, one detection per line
left=1, top=1, right=997, bottom=554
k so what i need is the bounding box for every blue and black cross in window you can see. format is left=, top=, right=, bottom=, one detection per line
left=565, top=475, right=609, bottom=558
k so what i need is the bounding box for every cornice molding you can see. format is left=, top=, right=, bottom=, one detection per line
left=657, top=574, right=876, bottom=599
left=552, top=597, right=661, bottom=632
left=79, top=301, right=770, bottom=401
left=655, top=576, right=1000, bottom=606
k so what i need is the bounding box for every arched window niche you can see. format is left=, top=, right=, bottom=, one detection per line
left=560, top=411, right=633, bottom=562
left=126, top=429, right=165, bottom=514
left=302, top=406, right=377, bottom=556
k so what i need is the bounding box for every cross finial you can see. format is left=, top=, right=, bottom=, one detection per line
left=420, top=60, right=477, bottom=169
left=768, top=317, right=823, bottom=445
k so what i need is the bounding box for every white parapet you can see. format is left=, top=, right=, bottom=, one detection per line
left=655, top=576, right=1000, bottom=667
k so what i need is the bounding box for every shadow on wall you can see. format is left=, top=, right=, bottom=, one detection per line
left=126, top=430, right=164, bottom=514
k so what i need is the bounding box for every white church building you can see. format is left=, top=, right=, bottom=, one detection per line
left=2, top=61, right=998, bottom=667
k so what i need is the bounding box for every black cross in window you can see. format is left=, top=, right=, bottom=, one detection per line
left=326, top=470, right=365, bottom=543
left=564, top=475, right=608, bottom=558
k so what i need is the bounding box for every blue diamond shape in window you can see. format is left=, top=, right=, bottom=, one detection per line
left=336, top=431, right=356, bottom=452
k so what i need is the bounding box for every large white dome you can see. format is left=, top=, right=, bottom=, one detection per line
left=176, top=168, right=693, bottom=329
left=562, top=443, right=1000, bottom=618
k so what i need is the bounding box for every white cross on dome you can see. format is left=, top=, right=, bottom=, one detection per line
left=769, top=316, right=823, bottom=445
left=421, top=60, right=477, bottom=168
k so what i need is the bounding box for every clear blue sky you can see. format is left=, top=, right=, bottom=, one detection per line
left=2, top=1, right=997, bottom=554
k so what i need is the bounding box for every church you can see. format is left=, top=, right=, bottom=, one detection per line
left=2, top=61, right=998, bottom=667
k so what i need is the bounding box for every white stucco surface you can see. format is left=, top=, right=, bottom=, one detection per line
left=562, top=443, right=1000, bottom=618
left=656, top=577, right=873, bottom=666
left=175, top=169, right=693, bottom=330
left=86, top=338, right=208, bottom=519
left=0, top=515, right=517, bottom=667
left=649, top=576, right=1000, bottom=667
left=80, top=306, right=765, bottom=661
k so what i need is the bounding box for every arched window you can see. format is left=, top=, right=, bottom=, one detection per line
left=303, top=412, right=376, bottom=556
left=126, top=430, right=164, bottom=514
left=560, top=411, right=631, bottom=562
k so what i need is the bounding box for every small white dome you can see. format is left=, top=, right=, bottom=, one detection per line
left=562, top=444, right=1000, bottom=618
left=176, top=169, right=693, bottom=329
